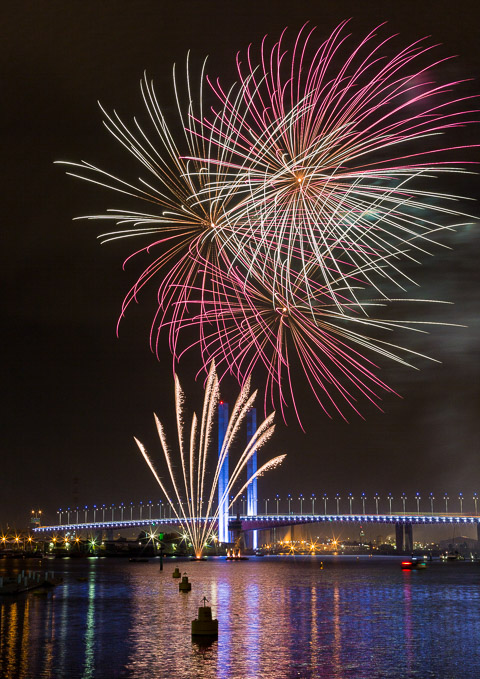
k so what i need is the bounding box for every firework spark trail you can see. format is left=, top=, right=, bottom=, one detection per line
left=61, top=22, right=477, bottom=423
left=170, top=262, right=462, bottom=425
left=187, top=22, right=477, bottom=312
left=57, top=65, right=252, bottom=357
left=134, top=362, right=284, bottom=557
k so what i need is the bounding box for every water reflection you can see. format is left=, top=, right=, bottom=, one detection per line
left=82, top=577, right=96, bottom=679
left=0, top=557, right=480, bottom=678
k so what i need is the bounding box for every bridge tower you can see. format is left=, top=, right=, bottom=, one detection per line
left=395, top=522, right=413, bottom=553
left=218, top=401, right=230, bottom=543
left=246, top=407, right=258, bottom=550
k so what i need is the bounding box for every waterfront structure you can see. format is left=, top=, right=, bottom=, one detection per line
left=246, top=407, right=258, bottom=550
left=218, top=401, right=229, bottom=543
left=32, top=512, right=480, bottom=554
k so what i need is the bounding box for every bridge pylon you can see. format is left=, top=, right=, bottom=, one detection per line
left=395, top=521, right=413, bottom=553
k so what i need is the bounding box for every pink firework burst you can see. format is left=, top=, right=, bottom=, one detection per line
left=59, top=22, right=477, bottom=423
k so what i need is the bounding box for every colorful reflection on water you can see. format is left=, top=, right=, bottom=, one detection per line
left=1, top=556, right=480, bottom=678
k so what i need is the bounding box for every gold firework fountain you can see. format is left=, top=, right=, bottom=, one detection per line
left=134, top=362, right=285, bottom=558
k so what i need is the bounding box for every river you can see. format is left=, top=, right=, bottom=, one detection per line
left=1, top=555, right=479, bottom=678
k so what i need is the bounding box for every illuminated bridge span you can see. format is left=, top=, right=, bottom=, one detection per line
left=33, top=513, right=480, bottom=552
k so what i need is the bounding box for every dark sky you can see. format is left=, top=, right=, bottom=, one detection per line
left=2, top=1, right=479, bottom=526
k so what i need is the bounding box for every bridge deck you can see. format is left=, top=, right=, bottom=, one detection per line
left=32, top=513, right=480, bottom=533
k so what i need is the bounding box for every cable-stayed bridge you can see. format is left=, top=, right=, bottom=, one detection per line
left=33, top=511, right=480, bottom=553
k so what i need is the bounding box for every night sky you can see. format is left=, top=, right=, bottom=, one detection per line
left=3, top=1, right=479, bottom=527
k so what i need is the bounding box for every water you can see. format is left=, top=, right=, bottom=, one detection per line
left=1, top=555, right=479, bottom=678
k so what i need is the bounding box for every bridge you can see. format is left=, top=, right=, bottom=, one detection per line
left=33, top=512, right=480, bottom=553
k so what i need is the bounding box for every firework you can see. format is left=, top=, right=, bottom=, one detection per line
left=195, top=21, right=477, bottom=313
left=57, top=61, right=249, bottom=359
left=171, top=261, right=459, bottom=426
left=60, top=22, right=477, bottom=421
left=134, top=362, right=285, bottom=558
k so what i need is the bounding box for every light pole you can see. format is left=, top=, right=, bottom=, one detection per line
left=458, top=493, right=463, bottom=514
left=474, top=493, right=478, bottom=515
left=444, top=493, right=449, bottom=513
left=93, top=505, right=97, bottom=522
left=103, top=504, right=106, bottom=522
left=387, top=493, right=393, bottom=515
left=288, top=494, right=292, bottom=514
left=311, top=494, right=315, bottom=515
left=84, top=506, right=88, bottom=522
left=335, top=494, right=341, bottom=515
left=348, top=493, right=354, bottom=514
left=361, top=493, right=366, bottom=515
left=75, top=507, right=79, bottom=523
left=129, top=503, right=133, bottom=521
left=148, top=500, right=152, bottom=521
left=323, top=494, right=328, bottom=515
left=276, top=494, right=280, bottom=514
left=429, top=493, right=434, bottom=514
left=299, top=494, right=304, bottom=514
left=415, top=493, right=421, bottom=514
left=158, top=500, right=162, bottom=519
left=58, top=509, right=62, bottom=525
left=374, top=493, right=380, bottom=515
left=111, top=504, right=115, bottom=522
left=242, top=495, right=246, bottom=515
left=139, top=502, right=143, bottom=520
left=67, top=507, right=71, bottom=524
left=264, top=498, right=269, bottom=514
left=401, top=493, right=407, bottom=515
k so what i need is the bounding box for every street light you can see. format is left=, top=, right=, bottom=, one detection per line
left=276, top=494, right=280, bottom=514
left=93, top=505, right=97, bottom=522
left=103, top=504, right=106, bottom=522
left=374, top=493, right=380, bottom=515
left=57, top=509, right=62, bottom=525
left=444, top=493, right=449, bottom=513
left=287, top=494, right=292, bottom=514
left=264, top=498, right=269, bottom=514
left=335, top=494, right=341, bottom=515
left=311, top=493, right=315, bottom=515
left=361, top=493, right=366, bottom=515
left=474, top=493, right=478, bottom=515
left=299, top=494, right=304, bottom=514
left=139, top=502, right=143, bottom=520
left=242, top=495, right=246, bottom=515
left=415, top=493, right=421, bottom=515
left=387, top=493, right=393, bottom=515
left=323, top=494, right=328, bottom=515
left=429, top=493, right=435, bottom=514
left=401, top=493, right=407, bottom=515
left=348, top=493, right=354, bottom=514
left=120, top=502, right=125, bottom=521
left=458, top=493, right=463, bottom=514
left=84, top=506, right=88, bottom=522
left=148, top=500, right=152, bottom=521
left=67, top=507, right=71, bottom=524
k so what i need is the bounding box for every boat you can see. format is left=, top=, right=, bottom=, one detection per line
left=226, top=555, right=249, bottom=561
left=401, top=557, right=427, bottom=570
